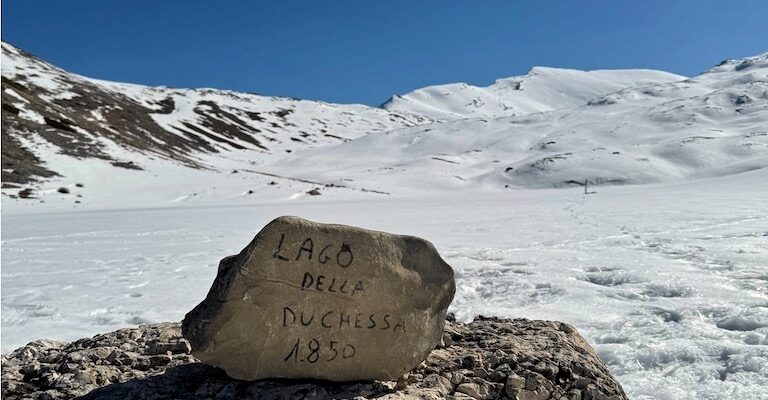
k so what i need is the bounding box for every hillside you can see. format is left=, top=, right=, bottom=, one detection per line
left=282, top=52, right=768, bottom=191
left=1, top=42, right=427, bottom=185
left=381, top=66, right=684, bottom=121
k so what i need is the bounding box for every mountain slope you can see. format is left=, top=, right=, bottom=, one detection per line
left=381, top=67, right=684, bottom=121
left=1, top=41, right=685, bottom=187
left=277, top=53, right=768, bottom=191
left=1, top=41, right=427, bottom=186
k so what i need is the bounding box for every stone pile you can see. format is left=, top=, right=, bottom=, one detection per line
left=1, top=317, right=627, bottom=399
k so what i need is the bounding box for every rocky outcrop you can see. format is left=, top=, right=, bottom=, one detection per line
left=1, top=316, right=626, bottom=399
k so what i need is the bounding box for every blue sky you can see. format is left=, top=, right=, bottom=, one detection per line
left=3, top=1, right=767, bottom=106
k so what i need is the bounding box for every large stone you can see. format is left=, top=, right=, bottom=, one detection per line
left=181, top=216, right=456, bottom=381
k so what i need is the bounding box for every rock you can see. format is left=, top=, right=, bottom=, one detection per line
left=455, top=380, right=499, bottom=399
left=506, top=372, right=526, bottom=394
left=182, top=216, right=456, bottom=381
left=1, top=317, right=627, bottom=400
left=421, top=373, right=453, bottom=395
left=514, top=388, right=549, bottom=400
left=442, top=332, right=454, bottom=347
left=491, top=363, right=512, bottom=381
left=1, top=323, right=188, bottom=399
left=406, top=373, right=423, bottom=384
left=146, top=339, right=191, bottom=355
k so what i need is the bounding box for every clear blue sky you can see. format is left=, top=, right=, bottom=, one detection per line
left=3, top=1, right=767, bottom=106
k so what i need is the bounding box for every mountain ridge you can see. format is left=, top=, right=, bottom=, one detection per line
left=2, top=41, right=766, bottom=210
left=381, top=66, right=685, bottom=122
left=285, top=51, right=767, bottom=191
left=1, top=41, right=427, bottom=185
left=2, top=40, right=685, bottom=184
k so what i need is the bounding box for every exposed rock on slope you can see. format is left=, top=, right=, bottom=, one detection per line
left=1, top=317, right=626, bottom=400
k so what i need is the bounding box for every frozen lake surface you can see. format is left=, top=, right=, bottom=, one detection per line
left=3, top=169, right=767, bottom=400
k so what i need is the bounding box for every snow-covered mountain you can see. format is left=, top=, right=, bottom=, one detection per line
left=381, top=67, right=684, bottom=121
left=2, top=41, right=766, bottom=210
left=1, top=41, right=427, bottom=185
left=285, top=53, right=768, bottom=191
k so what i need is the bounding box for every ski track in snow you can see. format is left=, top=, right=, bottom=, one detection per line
left=3, top=171, right=767, bottom=400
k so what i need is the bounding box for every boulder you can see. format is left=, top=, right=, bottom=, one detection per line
left=181, top=216, right=456, bottom=381
left=0, top=317, right=628, bottom=400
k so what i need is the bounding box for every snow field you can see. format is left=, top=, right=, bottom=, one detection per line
left=3, top=169, right=767, bottom=399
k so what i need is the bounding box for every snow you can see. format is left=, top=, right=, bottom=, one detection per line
left=4, top=88, right=28, bottom=103
left=89, top=78, right=425, bottom=156
left=1, top=42, right=84, bottom=94
left=2, top=41, right=768, bottom=399
left=17, top=108, right=46, bottom=125
left=382, top=67, right=685, bottom=121
left=1, top=41, right=425, bottom=161
left=3, top=170, right=767, bottom=400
